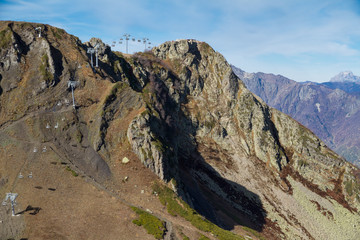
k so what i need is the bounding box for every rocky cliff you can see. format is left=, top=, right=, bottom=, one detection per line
left=1, top=21, right=360, bottom=240
left=233, top=66, right=360, bottom=167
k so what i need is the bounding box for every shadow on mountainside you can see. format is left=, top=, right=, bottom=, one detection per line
left=132, top=53, right=267, bottom=232
left=179, top=152, right=267, bottom=232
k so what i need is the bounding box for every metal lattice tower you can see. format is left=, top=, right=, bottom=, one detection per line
left=87, top=47, right=95, bottom=68
left=2, top=193, right=18, bottom=216
left=142, top=38, right=151, bottom=51
left=123, top=34, right=131, bottom=54
left=67, top=80, right=79, bottom=109
left=94, top=43, right=99, bottom=68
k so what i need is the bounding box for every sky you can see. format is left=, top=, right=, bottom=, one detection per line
left=1, top=0, right=360, bottom=82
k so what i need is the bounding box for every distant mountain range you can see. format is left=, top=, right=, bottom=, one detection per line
left=330, top=71, right=360, bottom=83
left=232, top=66, right=360, bottom=166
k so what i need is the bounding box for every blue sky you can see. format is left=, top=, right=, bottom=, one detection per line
left=1, top=0, right=360, bottom=82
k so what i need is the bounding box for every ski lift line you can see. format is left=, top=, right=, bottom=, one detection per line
left=8, top=142, right=39, bottom=193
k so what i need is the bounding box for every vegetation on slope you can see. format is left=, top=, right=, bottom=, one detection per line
left=39, top=53, right=54, bottom=83
left=153, top=182, right=247, bottom=240
left=131, top=206, right=166, bottom=239
left=0, top=27, right=12, bottom=49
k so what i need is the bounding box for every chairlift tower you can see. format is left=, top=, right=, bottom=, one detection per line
left=2, top=193, right=18, bottom=216
left=123, top=34, right=131, bottom=54
left=35, top=27, right=42, bottom=37
left=87, top=47, right=95, bottom=68
left=94, top=43, right=99, bottom=68
left=142, top=38, right=150, bottom=51
left=67, top=80, right=78, bottom=109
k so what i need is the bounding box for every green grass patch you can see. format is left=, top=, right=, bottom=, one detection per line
left=198, top=235, right=210, bottom=240
left=66, top=166, right=78, bottom=177
left=298, top=160, right=309, bottom=168
left=182, top=235, right=190, bottom=240
left=103, top=82, right=127, bottom=107
left=131, top=206, right=166, bottom=239
left=51, top=27, right=65, bottom=40
left=75, top=129, right=83, bottom=143
left=0, top=28, right=12, bottom=49
left=152, top=138, right=165, bottom=153
left=153, top=183, right=245, bottom=240
left=39, top=53, right=54, bottom=83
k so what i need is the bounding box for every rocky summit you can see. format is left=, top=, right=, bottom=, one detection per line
left=1, top=21, right=360, bottom=240
left=330, top=71, right=360, bottom=83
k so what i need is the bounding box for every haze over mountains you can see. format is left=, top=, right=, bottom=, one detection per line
left=232, top=66, right=360, bottom=167
left=1, top=21, right=360, bottom=240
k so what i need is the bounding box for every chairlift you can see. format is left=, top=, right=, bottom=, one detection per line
left=132, top=38, right=135, bottom=41
left=33, top=147, right=38, bottom=153
left=18, top=173, right=24, bottom=179
left=112, top=44, right=115, bottom=47
left=138, top=39, right=141, bottom=42
left=120, top=38, right=123, bottom=41
left=119, top=42, right=122, bottom=44
left=54, top=123, right=59, bottom=129
left=42, top=146, right=47, bottom=152
left=28, top=172, right=33, bottom=178
left=46, top=123, right=50, bottom=129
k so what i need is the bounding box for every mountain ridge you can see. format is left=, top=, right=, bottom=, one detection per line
left=232, top=65, right=360, bottom=167
left=1, top=21, right=360, bottom=240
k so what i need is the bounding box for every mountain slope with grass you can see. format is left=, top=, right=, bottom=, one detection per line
left=1, top=21, right=360, bottom=240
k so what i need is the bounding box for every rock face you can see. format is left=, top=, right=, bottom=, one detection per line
left=1, top=21, right=360, bottom=240
left=233, top=66, right=360, bottom=167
